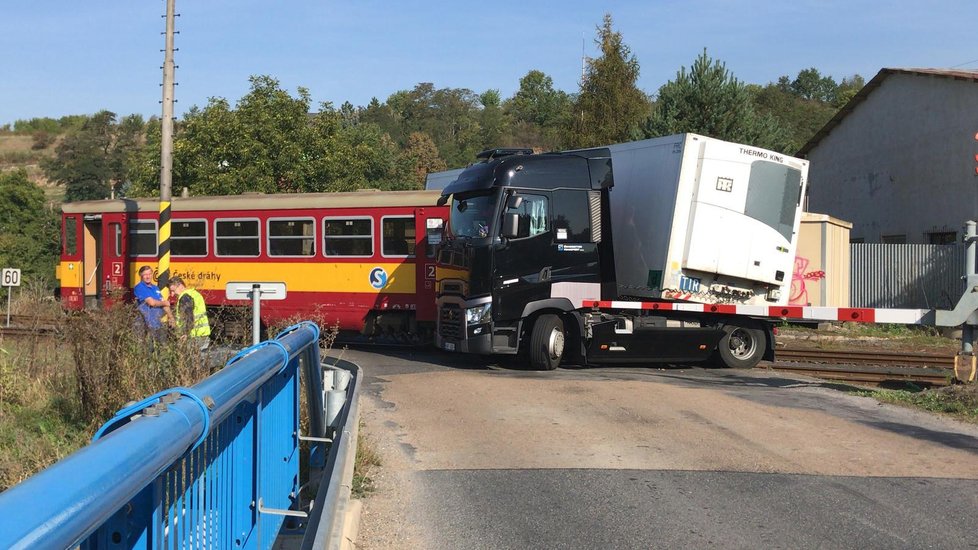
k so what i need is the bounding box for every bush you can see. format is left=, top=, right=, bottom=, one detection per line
left=31, top=131, right=55, bottom=150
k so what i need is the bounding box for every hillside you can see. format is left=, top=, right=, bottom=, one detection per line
left=0, top=134, right=63, bottom=203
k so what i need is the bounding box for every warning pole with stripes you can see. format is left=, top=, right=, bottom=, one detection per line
left=158, top=0, right=176, bottom=293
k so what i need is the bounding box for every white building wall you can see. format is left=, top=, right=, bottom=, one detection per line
left=807, top=73, right=978, bottom=243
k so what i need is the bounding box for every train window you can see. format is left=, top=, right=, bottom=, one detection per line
left=323, top=217, right=373, bottom=257
left=110, top=223, right=122, bottom=257
left=269, top=218, right=315, bottom=257
left=129, top=220, right=158, bottom=257
left=381, top=216, right=415, bottom=257
left=172, top=220, right=208, bottom=257
left=215, top=219, right=260, bottom=256
left=64, top=216, right=77, bottom=255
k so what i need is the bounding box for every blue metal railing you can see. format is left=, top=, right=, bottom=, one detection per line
left=0, top=321, right=338, bottom=550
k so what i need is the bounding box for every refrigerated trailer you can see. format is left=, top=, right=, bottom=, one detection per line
left=432, top=134, right=978, bottom=377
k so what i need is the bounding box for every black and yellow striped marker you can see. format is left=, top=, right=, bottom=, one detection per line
left=158, top=200, right=172, bottom=299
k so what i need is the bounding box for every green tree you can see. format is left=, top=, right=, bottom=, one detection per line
left=400, top=131, right=447, bottom=189
left=833, top=74, right=866, bottom=107
left=644, top=50, right=790, bottom=152
left=788, top=68, right=838, bottom=103
left=43, top=111, right=123, bottom=201
left=0, top=170, right=60, bottom=287
left=568, top=14, right=651, bottom=147
left=751, top=83, right=837, bottom=154
left=478, top=89, right=506, bottom=150
left=506, top=70, right=572, bottom=150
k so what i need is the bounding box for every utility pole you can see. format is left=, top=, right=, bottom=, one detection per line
left=158, top=0, right=176, bottom=292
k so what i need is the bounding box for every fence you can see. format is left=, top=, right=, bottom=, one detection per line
left=850, top=243, right=966, bottom=310
left=0, top=321, right=360, bottom=550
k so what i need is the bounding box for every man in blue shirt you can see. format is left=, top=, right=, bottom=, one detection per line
left=133, top=265, right=170, bottom=338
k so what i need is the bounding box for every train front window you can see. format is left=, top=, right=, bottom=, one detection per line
left=129, top=220, right=158, bottom=257
left=269, top=218, right=315, bottom=257
left=215, top=219, right=260, bottom=257
left=172, top=220, right=207, bottom=257
left=448, top=191, right=498, bottom=239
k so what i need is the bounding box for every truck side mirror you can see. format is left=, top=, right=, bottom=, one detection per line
left=506, top=195, right=523, bottom=210
left=502, top=213, right=520, bottom=238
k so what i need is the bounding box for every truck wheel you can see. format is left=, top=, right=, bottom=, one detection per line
left=716, top=324, right=766, bottom=369
left=529, top=314, right=565, bottom=370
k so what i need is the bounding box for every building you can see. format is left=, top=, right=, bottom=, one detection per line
left=800, top=68, right=978, bottom=244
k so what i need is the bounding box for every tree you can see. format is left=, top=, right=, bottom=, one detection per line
left=788, top=68, right=837, bottom=103
left=400, top=132, right=447, bottom=189
left=751, top=83, right=837, bottom=154
left=43, top=111, right=121, bottom=201
left=0, top=170, right=60, bottom=287
left=506, top=70, right=572, bottom=150
left=644, top=50, right=790, bottom=152
left=568, top=14, right=651, bottom=147
left=833, top=74, right=866, bottom=108
left=478, top=89, right=506, bottom=150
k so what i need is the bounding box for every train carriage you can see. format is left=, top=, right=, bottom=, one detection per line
left=57, top=189, right=448, bottom=340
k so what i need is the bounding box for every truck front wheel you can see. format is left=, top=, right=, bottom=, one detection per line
left=529, top=314, right=565, bottom=370
left=716, top=324, right=766, bottom=369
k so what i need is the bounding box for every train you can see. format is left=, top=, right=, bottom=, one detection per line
left=57, top=189, right=448, bottom=341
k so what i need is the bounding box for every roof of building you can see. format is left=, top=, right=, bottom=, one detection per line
left=797, top=68, right=978, bottom=156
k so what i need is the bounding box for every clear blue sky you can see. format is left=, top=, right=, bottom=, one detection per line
left=2, top=0, right=976, bottom=125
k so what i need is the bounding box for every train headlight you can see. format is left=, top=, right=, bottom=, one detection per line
left=465, top=303, right=492, bottom=325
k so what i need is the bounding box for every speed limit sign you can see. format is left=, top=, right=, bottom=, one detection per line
left=2, top=268, right=21, bottom=287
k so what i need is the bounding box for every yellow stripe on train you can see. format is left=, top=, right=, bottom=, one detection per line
left=126, top=261, right=418, bottom=294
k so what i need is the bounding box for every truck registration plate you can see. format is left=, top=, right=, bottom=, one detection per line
left=444, top=342, right=456, bottom=351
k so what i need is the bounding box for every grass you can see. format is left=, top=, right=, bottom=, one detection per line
left=851, top=384, right=978, bottom=424
left=352, top=425, right=381, bottom=499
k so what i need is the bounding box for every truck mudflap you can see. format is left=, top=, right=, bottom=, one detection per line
left=585, top=319, right=722, bottom=365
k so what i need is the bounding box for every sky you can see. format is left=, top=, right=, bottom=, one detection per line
left=2, top=0, right=976, bottom=126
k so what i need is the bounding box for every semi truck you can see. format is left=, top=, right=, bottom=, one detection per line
left=433, top=133, right=809, bottom=370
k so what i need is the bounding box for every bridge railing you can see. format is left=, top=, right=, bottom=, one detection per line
left=0, top=321, right=341, bottom=550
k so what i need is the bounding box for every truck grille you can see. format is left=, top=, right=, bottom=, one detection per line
left=439, top=305, right=462, bottom=340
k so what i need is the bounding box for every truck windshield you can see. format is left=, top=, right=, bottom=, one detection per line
left=448, top=192, right=498, bottom=239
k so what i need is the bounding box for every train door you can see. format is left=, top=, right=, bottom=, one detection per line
left=101, top=213, right=128, bottom=303
left=82, top=215, right=102, bottom=308
left=415, top=208, right=444, bottom=323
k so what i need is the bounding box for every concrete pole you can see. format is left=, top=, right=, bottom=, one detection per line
left=158, top=0, right=176, bottom=294
left=252, top=284, right=261, bottom=345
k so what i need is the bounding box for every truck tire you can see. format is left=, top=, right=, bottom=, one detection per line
left=529, top=314, right=565, bottom=370
left=716, top=324, right=766, bottom=369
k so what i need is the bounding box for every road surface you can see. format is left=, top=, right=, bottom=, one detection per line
left=334, top=347, right=978, bottom=549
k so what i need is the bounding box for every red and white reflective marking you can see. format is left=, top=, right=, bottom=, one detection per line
left=580, top=300, right=931, bottom=325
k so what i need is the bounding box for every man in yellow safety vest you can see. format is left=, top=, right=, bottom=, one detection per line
left=167, top=276, right=211, bottom=351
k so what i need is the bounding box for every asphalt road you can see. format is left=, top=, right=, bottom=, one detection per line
left=336, top=347, right=978, bottom=550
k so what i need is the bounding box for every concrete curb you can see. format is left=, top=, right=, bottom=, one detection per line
left=340, top=498, right=362, bottom=550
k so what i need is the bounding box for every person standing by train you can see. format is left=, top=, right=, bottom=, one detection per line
left=167, top=276, right=211, bottom=350
left=133, top=265, right=170, bottom=341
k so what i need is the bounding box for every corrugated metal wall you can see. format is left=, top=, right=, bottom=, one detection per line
left=850, top=244, right=965, bottom=309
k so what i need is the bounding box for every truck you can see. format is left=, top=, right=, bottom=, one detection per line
left=433, top=133, right=809, bottom=370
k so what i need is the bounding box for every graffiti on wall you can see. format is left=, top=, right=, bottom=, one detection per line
left=790, top=255, right=826, bottom=306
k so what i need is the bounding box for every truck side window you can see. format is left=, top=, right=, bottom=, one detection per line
left=513, top=194, right=548, bottom=238
left=553, top=190, right=590, bottom=242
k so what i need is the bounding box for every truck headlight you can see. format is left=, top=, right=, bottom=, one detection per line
left=465, top=303, right=492, bottom=325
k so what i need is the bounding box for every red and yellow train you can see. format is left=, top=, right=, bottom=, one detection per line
left=57, top=190, right=448, bottom=340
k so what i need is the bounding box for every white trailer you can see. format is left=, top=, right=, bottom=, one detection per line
left=605, top=134, right=807, bottom=306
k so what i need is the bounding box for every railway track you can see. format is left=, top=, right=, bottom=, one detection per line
left=766, top=346, right=955, bottom=386
left=0, top=315, right=63, bottom=337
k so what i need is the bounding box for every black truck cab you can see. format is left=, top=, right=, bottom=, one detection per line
left=434, top=148, right=614, bottom=361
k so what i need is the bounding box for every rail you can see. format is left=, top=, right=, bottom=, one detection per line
left=0, top=321, right=360, bottom=549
